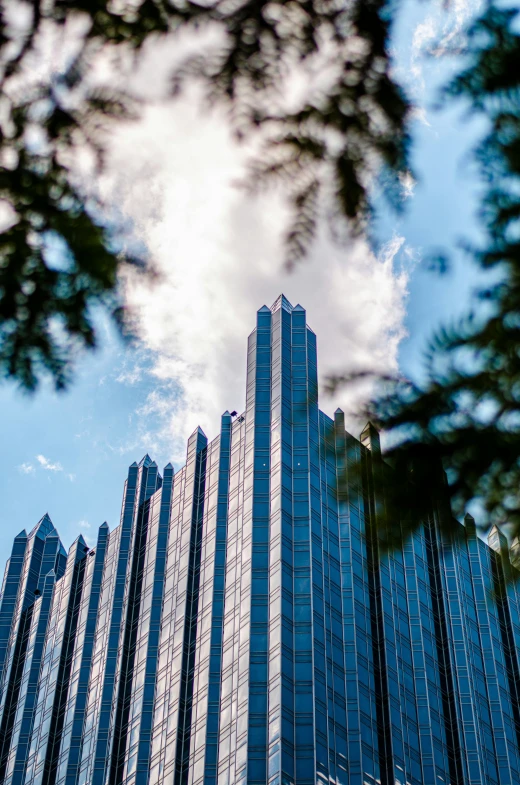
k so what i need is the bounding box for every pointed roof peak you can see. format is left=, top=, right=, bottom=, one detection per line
left=15, top=529, right=27, bottom=539
left=30, top=512, right=56, bottom=539
left=488, top=523, right=506, bottom=553
left=187, top=425, right=207, bottom=447
left=293, top=303, right=305, bottom=312
left=164, top=462, right=174, bottom=470
left=139, top=454, right=156, bottom=468
left=187, top=425, right=208, bottom=455
left=99, top=522, right=109, bottom=530
left=334, top=407, right=344, bottom=414
left=258, top=305, right=270, bottom=313
left=70, top=535, right=88, bottom=556
left=270, top=294, right=293, bottom=313
left=464, top=512, right=476, bottom=536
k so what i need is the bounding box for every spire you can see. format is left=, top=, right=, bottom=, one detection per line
left=464, top=512, right=476, bottom=538
left=360, top=422, right=381, bottom=457
left=138, top=454, right=156, bottom=468
left=77, top=534, right=87, bottom=550
left=29, top=513, right=56, bottom=539
left=334, top=408, right=345, bottom=431
left=187, top=426, right=208, bottom=460
left=189, top=425, right=207, bottom=440
left=488, top=524, right=507, bottom=554
left=510, top=535, right=520, bottom=571
left=68, top=534, right=89, bottom=559
left=270, top=294, right=293, bottom=313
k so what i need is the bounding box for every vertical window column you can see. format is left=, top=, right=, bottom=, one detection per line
left=216, top=414, right=247, bottom=785
left=108, top=458, right=160, bottom=785
left=174, top=428, right=208, bottom=785
left=80, top=461, right=140, bottom=785
left=57, top=522, right=109, bottom=785
left=200, top=413, right=232, bottom=785
left=435, top=514, right=487, bottom=784
left=24, top=536, right=89, bottom=785
left=0, top=518, right=66, bottom=785
left=149, top=466, right=187, bottom=785
left=489, top=535, right=520, bottom=781
left=360, top=429, right=394, bottom=785
left=132, top=464, right=174, bottom=785
left=267, top=305, right=293, bottom=785
left=292, top=315, right=316, bottom=785
left=5, top=569, right=57, bottom=785
left=246, top=306, right=272, bottom=785
left=0, top=531, right=28, bottom=682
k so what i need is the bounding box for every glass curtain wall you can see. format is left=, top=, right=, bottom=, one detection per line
left=1, top=297, right=520, bottom=785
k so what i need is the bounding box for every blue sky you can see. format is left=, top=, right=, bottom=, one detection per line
left=0, top=0, right=485, bottom=565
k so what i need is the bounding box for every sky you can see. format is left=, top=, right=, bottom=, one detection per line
left=0, top=0, right=485, bottom=563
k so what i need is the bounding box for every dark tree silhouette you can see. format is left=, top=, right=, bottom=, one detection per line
left=0, top=0, right=409, bottom=388
left=329, top=3, right=520, bottom=546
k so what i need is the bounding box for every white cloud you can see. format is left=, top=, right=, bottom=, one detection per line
left=77, top=520, right=93, bottom=546
left=430, top=0, right=480, bottom=58
left=18, top=462, right=35, bottom=474
left=116, top=362, right=145, bottom=386
left=406, top=0, right=481, bottom=95
left=100, top=80, right=413, bottom=464
left=399, top=171, right=416, bottom=199
left=36, top=454, right=63, bottom=472
left=409, top=106, right=432, bottom=129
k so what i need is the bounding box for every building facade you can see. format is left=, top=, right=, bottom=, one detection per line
left=1, top=295, right=520, bottom=785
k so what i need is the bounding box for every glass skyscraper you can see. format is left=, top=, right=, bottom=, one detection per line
left=1, top=294, right=520, bottom=785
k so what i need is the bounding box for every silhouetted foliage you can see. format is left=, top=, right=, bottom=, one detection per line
left=0, top=0, right=409, bottom=388
left=2, top=0, right=520, bottom=554
left=0, top=6, right=143, bottom=389
left=330, top=1, right=520, bottom=549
